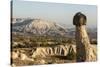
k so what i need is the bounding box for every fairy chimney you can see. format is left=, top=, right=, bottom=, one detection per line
left=73, top=12, right=90, bottom=62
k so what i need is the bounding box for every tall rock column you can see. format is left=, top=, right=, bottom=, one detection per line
left=73, top=12, right=90, bottom=62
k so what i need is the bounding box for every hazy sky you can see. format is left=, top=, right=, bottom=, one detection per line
left=12, top=0, right=97, bottom=28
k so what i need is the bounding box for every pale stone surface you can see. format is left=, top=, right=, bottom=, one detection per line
left=73, top=12, right=96, bottom=62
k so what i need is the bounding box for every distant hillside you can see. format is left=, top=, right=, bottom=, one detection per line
left=12, top=18, right=97, bottom=39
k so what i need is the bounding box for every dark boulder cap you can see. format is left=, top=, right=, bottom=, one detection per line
left=73, top=12, right=87, bottom=26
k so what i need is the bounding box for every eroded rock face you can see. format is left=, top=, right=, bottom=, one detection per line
left=11, top=50, right=34, bottom=61
left=88, top=45, right=97, bottom=61
left=11, top=44, right=97, bottom=64
left=32, top=45, right=76, bottom=58
left=32, top=44, right=96, bottom=62
left=11, top=51, right=19, bottom=60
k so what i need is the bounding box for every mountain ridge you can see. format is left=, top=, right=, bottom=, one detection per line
left=12, top=18, right=67, bottom=36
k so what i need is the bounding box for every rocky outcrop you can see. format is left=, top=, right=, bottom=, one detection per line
left=32, top=44, right=76, bottom=58
left=11, top=50, right=34, bottom=61
left=11, top=44, right=96, bottom=65
left=88, top=45, right=97, bottom=61
left=32, top=44, right=96, bottom=61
